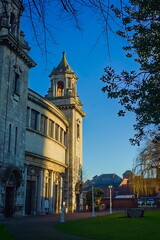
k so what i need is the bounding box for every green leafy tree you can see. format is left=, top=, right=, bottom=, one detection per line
left=85, top=188, right=104, bottom=210
left=101, top=0, right=160, bottom=145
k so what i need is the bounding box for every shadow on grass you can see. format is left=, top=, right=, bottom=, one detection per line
left=0, top=224, right=16, bottom=240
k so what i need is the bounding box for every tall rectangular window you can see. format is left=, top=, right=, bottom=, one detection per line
left=40, top=115, right=47, bottom=135
left=14, top=127, right=17, bottom=155
left=26, top=107, right=30, bottom=127
left=55, top=124, right=59, bottom=141
left=48, top=120, right=54, bottom=138
left=30, top=109, right=39, bottom=130
left=8, top=124, right=11, bottom=152
left=67, top=77, right=71, bottom=88
left=64, top=131, right=66, bottom=146
left=14, top=72, right=20, bottom=95
left=77, top=123, right=80, bottom=139
left=60, top=128, right=63, bottom=144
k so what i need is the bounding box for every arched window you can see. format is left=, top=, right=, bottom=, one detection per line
left=10, top=12, right=16, bottom=34
left=57, top=81, right=64, bottom=96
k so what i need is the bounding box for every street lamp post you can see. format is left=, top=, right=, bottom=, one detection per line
left=108, top=185, right=112, bottom=214
left=92, top=184, right=95, bottom=217
left=60, top=173, right=65, bottom=223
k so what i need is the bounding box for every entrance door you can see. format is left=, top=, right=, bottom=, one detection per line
left=54, top=185, right=58, bottom=212
left=25, top=180, right=36, bottom=215
left=76, top=194, right=80, bottom=211
left=5, top=186, right=14, bottom=218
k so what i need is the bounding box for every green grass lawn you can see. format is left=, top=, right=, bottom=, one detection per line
left=0, top=224, right=15, bottom=240
left=56, top=210, right=160, bottom=240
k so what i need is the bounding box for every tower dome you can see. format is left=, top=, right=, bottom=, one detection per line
left=49, top=52, right=74, bottom=76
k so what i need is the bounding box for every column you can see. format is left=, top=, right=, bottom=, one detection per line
left=56, top=174, right=60, bottom=213
left=22, top=166, right=27, bottom=216
left=52, top=172, right=56, bottom=213
left=37, top=169, right=43, bottom=213
left=41, top=169, right=45, bottom=213
left=60, top=173, right=65, bottom=222
left=49, top=170, right=54, bottom=213
left=59, top=175, right=63, bottom=212
left=53, top=84, right=56, bottom=97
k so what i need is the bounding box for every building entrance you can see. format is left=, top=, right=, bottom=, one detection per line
left=25, top=180, right=36, bottom=215
left=76, top=193, right=80, bottom=211
left=5, top=186, right=15, bottom=218
left=4, top=168, right=22, bottom=218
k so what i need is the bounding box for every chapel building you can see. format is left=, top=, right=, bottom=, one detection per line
left=0, top=0, right=85, bottom=218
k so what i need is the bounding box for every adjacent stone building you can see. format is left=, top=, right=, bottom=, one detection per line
left=0, top=0, right=85, bottom=218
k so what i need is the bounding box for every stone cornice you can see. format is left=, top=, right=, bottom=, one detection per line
left=0, top=33, right=36, bottom=68
left=25, top=151, right=68, bottom=169
left=58, top=104, right=86, bottom=117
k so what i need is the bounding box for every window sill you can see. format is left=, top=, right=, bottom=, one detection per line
left=13, top=93, right=20, bottom=102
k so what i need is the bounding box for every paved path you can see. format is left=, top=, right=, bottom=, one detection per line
left=0, top=211, right=111, bottom=240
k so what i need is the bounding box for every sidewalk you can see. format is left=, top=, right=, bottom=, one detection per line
left=1, top=211, right=110, bottom=240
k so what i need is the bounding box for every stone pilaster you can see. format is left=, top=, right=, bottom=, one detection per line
left=22, top=166, right=27, bottom=216
left=37, top=169, right=43, bottom=213
left=49, top=170, right=54, bottom=213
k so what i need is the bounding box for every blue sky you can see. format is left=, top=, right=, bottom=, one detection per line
left=22, top=5, right=141, bottom=180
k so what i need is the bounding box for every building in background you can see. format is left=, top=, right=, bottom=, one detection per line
left=84, top=173, right=123, bottom=190
left=0, top=0, right=85, bottom=218
left=82, top=172, right=137, bottom=210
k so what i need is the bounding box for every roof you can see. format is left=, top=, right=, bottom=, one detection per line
left=84, top=173, right=123, bottom=189
left=49, top=52, right=74, bottom=76
left=119, top=178, right=128, bottom=186
left=123, top=170, right=132, bottom=175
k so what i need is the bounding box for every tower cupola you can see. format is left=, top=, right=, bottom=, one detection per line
left=46, top=52, right=82, bottom=107
left=45, top=52, right=86, bottom=213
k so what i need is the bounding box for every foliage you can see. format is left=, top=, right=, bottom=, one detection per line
left=2, top=0, right=160, bottom=145
left=57, top=211, right=160, bottom=240
left=131, top=135, right=160, bottom=196
left=101, top=0, right=160, bottom=145
left=85, top=187, right=104, bottom=210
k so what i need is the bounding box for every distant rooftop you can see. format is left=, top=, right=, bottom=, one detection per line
left=84, top=173, right=123, bottom=189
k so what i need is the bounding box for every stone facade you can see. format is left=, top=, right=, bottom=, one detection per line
left=46, top=52, right=86, bottom=212
left=0, top=0, right=85, bottom=218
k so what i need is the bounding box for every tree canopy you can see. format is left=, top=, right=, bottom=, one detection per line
left=134, top=136, right=160, bottom=177
left=131, top=135, right=160, bottom=196
left=2, top=0, right=159, bottom=145
left=101, top=0, right=160, bottom=145
left=85, top=187, right=104, bottom=210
